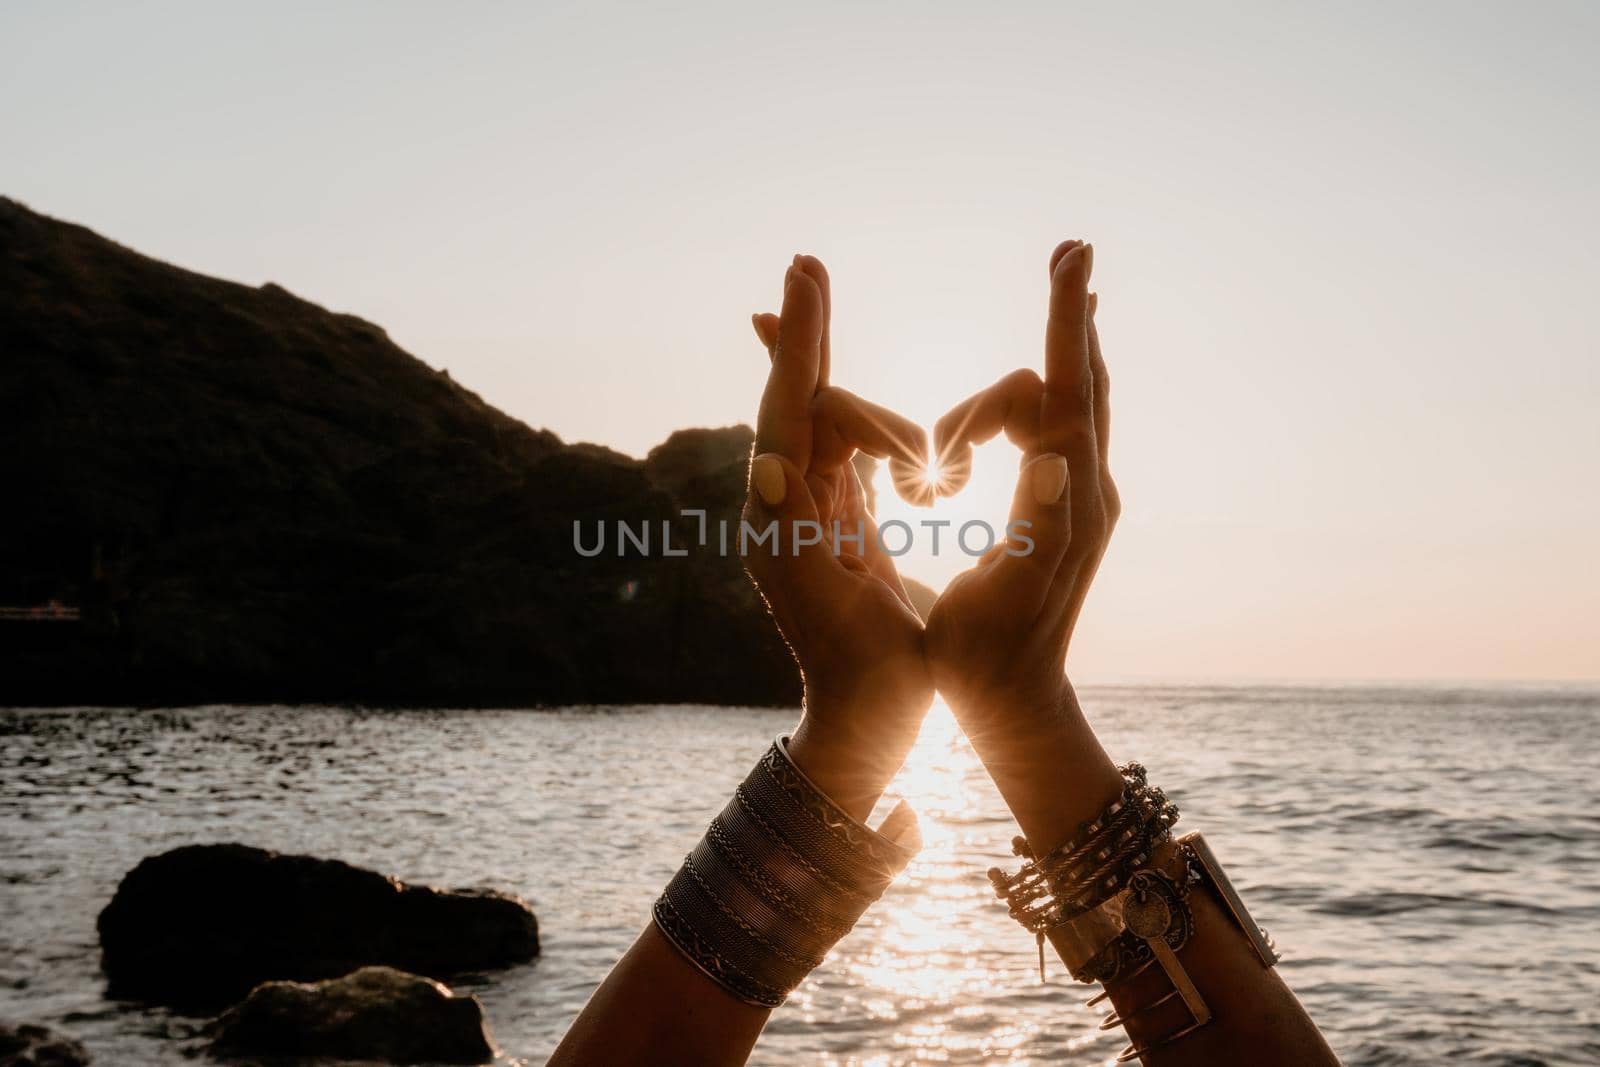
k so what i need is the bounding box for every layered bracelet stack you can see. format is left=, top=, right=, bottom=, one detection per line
left=653, top=741, right=1279, bottom=1064
left=653, top=736, right=921, bottom=1008
left=986, top=761, right=1179, bottom=980
left=987, top=763, right=1279, bottom=1063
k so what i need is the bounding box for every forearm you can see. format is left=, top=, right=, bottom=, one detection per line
left=955, top=678, right=1124, bottom=854
left=1108, top=847, right=1340, bottom=1066
left=547, top=924, right=768, bottom=1067
left=952, top=676, right=1339, bottom=1066
left=548, top=710, right=919, bottom=1067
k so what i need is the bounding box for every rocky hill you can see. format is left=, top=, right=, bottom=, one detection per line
left=0, top=197, right=809, bottom=706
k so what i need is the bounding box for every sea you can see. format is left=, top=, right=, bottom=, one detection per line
left=3, top=684, right=1598, bottom=1065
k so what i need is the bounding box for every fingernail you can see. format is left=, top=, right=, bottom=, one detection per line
left=752, top=453, right=787, bottom=507
left=1088, top=292, right=1098, bottom=316
left=751, top=313, right=772, bottom=348
left=1054, top=245, right=1083, bottom=280
left=1030, top=454, right=1069, bottom=504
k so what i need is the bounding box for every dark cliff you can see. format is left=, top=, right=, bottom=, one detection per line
left=0, top=197, right=802, bottom=706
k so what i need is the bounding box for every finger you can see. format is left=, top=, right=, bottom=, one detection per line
left=842, top=461, right=916, bottom=612
left=857, top=513, right=913, bottom=609
left=1041, top=242, right=1104, bottom=565
left=1088, top=291, right=1109, bottom=467
left=1043, top=240, right=1094, bottom=432
left=812, top=387, right=929, bottom=474
left=1043, top=460, right=1116, bottom=647
left=806, top=469, right=842, bottom=528
left=745, top=451, right=841, bottom=593
left=838, top=552, right=872, bottom=576
left=834, top=463, right=868, bottom=558
left=793, top=255, right=831, bottom=388
left=1046, top=279, right=1120, bottom=640
left=931, top=368, right=1044, bottom=497
left=985, top=452, right=1072, bottom=617
left=810, top=386, right=934, bottom=509
left=751, top=312, right=781, bottom=355
left=754, top=267, right=824, bottom=467
left=973, top=541, right=1009, bottom=569
left=1045, top=543, right=1109, bottom=654
left=1047, top=238, right=1080, bottom=278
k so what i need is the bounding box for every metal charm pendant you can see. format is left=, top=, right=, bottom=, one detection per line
left=1107, top=867, right=1210, bottom=1062
left=1122, top=875, right=1174, bottom=940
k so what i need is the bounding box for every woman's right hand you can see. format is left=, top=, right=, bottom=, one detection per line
left=922, top=241, right=1119, bottom=798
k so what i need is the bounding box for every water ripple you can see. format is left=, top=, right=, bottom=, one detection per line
left=1, top=684, right=1598, bottom=1065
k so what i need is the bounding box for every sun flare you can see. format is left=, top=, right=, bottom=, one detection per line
left=872, top=439, right=1024, bottom=590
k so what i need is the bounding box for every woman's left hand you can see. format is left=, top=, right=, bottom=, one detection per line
left=743, top=255, right=933, bottom=820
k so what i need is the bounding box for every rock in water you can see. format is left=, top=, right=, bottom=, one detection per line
left=206, top=966, right=494, bottom=1065
left=0, top=1023, right=90, bottom=1067
left=98, top=844, right=539, bottom=1011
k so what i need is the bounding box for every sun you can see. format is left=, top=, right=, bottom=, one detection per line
left=872, top=438, right=1021, bottom=590
left=889, top=456, right=947, bottom=508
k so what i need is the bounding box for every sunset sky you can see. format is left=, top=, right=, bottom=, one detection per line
left=5, top=2, right=1596, bottom=682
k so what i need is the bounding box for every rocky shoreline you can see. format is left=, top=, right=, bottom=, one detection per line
left=5, top=845, right=540, bottom=1066
left=2, top=197, right=827, bottom=709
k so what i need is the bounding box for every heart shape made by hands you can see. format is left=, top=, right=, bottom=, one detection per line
left=753, top=247, right=1093, bottom=516
left=882, top=365, right=1052, bottom=510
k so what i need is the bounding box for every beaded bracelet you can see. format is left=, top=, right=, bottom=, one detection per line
left=986, top=762, right=1180, bottom=979
left=653, top=737, right=920, bottom=1007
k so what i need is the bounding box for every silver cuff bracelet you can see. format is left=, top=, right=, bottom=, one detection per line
left=652, top=736, right=920, bottom=1007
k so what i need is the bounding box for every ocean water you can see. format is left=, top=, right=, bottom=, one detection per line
left=2, top=685, right=1598, bottom=1066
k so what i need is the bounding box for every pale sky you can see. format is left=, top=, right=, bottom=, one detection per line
left=5, top=2, right=1597, bottom=682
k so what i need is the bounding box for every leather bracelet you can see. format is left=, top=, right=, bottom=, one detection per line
left=653, top=736, right=920, bottom=1007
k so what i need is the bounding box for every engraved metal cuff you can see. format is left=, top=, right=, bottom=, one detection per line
left=653, top=736, right=920, bottom=1007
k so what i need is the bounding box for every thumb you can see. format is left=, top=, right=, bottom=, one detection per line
left=987, top=452, right=1071, bottom=614
left=746, top=452, right=839, bottom=589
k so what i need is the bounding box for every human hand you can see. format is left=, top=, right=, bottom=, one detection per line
left=743, top=255, right=934, bottom=820
left=923, top=241, right=1119, bottom=728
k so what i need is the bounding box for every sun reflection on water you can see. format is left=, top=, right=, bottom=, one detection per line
left=858, top=704, right=994, bottom=998
left=788, top=701, right=1116, bottom=1063
left=826, top=703, right=1054, bottom=1061
left=885, top=700, right=984, bottom=834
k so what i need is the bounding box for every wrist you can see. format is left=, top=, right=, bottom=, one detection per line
left=651, top=737, right=920, bottom=1011
left=949, top=675, right=1124, bottom=854
left=939, top=663, right=1071, bottom=731
left=788, top=688, right=930, bottom=822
